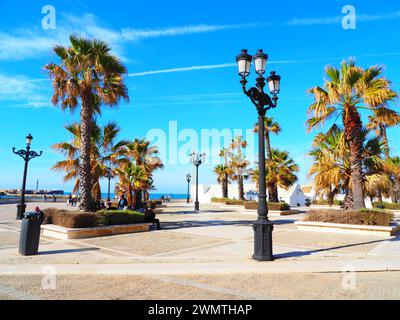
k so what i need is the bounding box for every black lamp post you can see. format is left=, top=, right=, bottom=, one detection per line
left=236, top=49, right=281, bottom=261
left=105, top=168, right=113, bottom=202
left=186, top=174, right=192, bottom=204
left=13, top=134, right=43, bottom=220
left=189, top=152, right=206, bottom=211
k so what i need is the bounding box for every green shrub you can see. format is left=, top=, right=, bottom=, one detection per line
left=311, top=200, right=344, bottom=206
left=43, top=208, right=97, bottom=228
left=96, top=210, right=145, bottom=226
left=225, top=200, right=244, bottom=205
left=211, top=197, right=230, bottom=203
left=372, top=202, right=400, bottom=210
left=243, top=202, right=291, bottom=211
left=305, top=209, right=394, bottom=226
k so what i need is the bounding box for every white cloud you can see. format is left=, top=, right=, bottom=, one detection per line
left=287, top=11, right=400, bottom=26
left=0, top=74, right=50, bottom=108
left=0, top=13, right=259, bottom=62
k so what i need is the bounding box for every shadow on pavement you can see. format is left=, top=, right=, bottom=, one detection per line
left=275, top=238, right=392, bottom=259
left=39, top=248, right=99, bottom=255
left=160, top=219, right=295, bottom=230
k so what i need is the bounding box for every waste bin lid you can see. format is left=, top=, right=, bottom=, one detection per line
left=23, top=212, right=40, bottom=219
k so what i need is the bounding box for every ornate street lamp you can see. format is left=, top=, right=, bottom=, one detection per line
left=13, top=134, right=43, bottom=220
left=189, top=152, right=206, bottom=211
left=236, top=49, right=281, bottom=261
left=186, top=174, right=192, bottom=204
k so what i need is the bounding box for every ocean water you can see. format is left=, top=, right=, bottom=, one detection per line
left=1, top=193, right=188, bottom=200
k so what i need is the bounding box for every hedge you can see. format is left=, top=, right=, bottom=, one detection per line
left=225, top=200, right=244, bottom=205
left=96, top=210, right=145, bottom=226
left=43, top=208, right=145, bottom=228
left=372, top=202, right=400, bottom=210
left=243, top=202, right=291, bottom=211
left=305, top=209, right=394, bottom=226
left=311, top=200, right=344, bottom=206
left=43, top=208, right=98, bottom=228
left=211, top=197, right=230, bottom=203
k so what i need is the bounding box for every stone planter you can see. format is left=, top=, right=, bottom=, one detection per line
left=41, top=223, right=152, bottom=240
left=240, top=209, right=301, bottom=216
left=295, top=220, right=400, bottom=237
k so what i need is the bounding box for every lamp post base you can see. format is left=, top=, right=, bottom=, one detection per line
left=252, top=219, right=274, bottom=261
left=16, top=203, right=27, bottom=220
left=194, top=201, right=200, bottom=211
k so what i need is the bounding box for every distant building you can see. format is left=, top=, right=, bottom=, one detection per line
left=192, top=183, right=308, bottom=206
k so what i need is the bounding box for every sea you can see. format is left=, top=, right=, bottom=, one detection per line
left=1, top=193, right=188, bottom=200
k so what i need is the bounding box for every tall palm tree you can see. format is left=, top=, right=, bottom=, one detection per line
left=214, top=164, right=229, bottom=198
left=367, top=106, right=400, bottom=159
left=382, top=156, right=400, bottom=203
left=115, top=163, right=148, bottom=207
left=52, top=122, right=127, bottom=204
left=218, top=148, right=233, bottom=198
left=45, top=35, right=129, bottom=211
left=116, top=138, right=163, bottom=208
left=251, top=149, right=299, bottom=202
left=309, top=125, right=391, bottom=208
left=253, top=117, right=281, bottom=160
left=229, top=136, right=249, bottom=200
left=307, top=60, right=396, bottom=209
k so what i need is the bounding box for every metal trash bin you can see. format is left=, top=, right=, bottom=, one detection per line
left=19, top=211, right=44, bottom=256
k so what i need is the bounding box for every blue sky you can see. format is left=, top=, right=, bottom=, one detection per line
left=0, top=0, right=400, bottom=194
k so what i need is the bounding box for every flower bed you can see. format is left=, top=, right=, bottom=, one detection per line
left=311, top=200, right=344, bottom=206
left=211, top=197, right=230, bottom=203
left=304, top=209, right=394, bottom=226
left=224, top=200, right=244, bottom=205
left=243, top=202, right=291, bottom=211
left=372, top=202, right=400, bottom=210
left=43, top=208, right=145, bottom=228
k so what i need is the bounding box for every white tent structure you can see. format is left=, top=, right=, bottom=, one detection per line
left=191, top=183, right=308, bottom=206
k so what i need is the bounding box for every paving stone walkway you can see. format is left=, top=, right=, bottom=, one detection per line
left=0, top=201, right=399, bottom=299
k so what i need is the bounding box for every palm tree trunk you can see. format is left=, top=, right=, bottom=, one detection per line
left=225, top=174, right=229, bottom=199
left=79, top=94, right=95, bottom=212
left=238, top=175, right=244, bottom=200
left=265, top=132, right=280, bottom=203
left=222, top=178, right=228, bottom=198
left=265, top=132, right=273, bottom=160
left=380, top=124, right=390, bottom=159
left=343, top=106, right=365, bottom=209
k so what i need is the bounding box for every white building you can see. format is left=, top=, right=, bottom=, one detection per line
left=191, top=183, right=308, bottom=206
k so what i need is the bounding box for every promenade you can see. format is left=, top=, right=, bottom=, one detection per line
left=0, top=201, right=399, bottom=299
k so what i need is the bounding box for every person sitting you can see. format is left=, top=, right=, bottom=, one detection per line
left=144, top=208, right=161, bottom=230
left=118, top=195, right=128, bottom=209
left=99, top=201, right=106, bottom=210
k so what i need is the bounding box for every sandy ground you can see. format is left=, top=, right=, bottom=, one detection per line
left=0, top=272, right=399, bottom=300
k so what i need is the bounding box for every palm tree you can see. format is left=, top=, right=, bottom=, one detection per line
left=218, top=148, right=233, bottom=198
left=115, top=163, right=148, bottom=207
left=309, top=125, right=391, bottom=208
left=254, top=117, right=281, bottom=200
left=307, top=60, right=396, bottom=209
left=214, top=164, right=229, bottom=198
left=229, top=136, right=249, bottom=200
left=254, top=117, right=281, bottom=160
left=382, top=157, right=400, bottom=203
left=45, top=35, right=129, bottom=211
left=251, top=149, right=299, bottom=202
left=116, top=138, right=163, bottom=208
left=52, top=122, right=127, bottom=204
left=367, top=106, right=400, bottom=159
left=308, top=125, right=348, bottom=207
